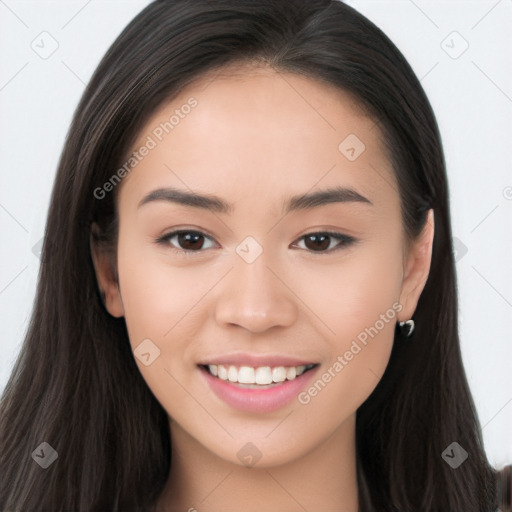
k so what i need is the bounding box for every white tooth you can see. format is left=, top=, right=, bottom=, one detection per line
left=286, top=366, right=297, bottom=380
left=217, top=365, right=228, bottom=380
left=238, top=366, right=256, bottom=384
left=213, top=364, right=310, bottom=384
left=255, top=366, right=272, bottom=385
left=272, top=366, right=287, bottom=383
left=296, top=365, right=306, bottom=376
left=228, top=365, right=239, bottom=382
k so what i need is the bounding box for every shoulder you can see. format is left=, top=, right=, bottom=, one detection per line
left=498, top=464, right=511, bottom=512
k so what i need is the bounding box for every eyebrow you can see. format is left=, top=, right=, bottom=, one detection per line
left=137, top=185, right=373, bottom=215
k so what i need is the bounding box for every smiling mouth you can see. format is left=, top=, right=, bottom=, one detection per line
left=199, top=363, right=318, bottom=388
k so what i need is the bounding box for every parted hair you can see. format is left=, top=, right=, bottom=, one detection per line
left=0, top=1, right=509, bottom=510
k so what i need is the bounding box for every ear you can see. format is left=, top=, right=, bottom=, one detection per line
left=90, top=222, right=125, bottom=318
left=398, top=209, right=435, bottom=321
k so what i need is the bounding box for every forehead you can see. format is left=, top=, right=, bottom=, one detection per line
left=118, top=63, right=398, bottom=215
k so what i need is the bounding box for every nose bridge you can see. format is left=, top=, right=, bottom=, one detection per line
left=214, top=237, right=297, bottom=332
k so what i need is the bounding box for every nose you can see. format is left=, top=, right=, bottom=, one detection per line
left=214, top=249, right=298, bottom=333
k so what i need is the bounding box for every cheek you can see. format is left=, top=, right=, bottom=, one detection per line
left=116, top=234, right=216, bottom=372
left=295, top=291, right=398, bottom=430
left=115, top=238, right=212, bottom=412
left=294, top=238, right=403, bottom=339
left=293, top=242, right=402, bottom=407
left=116, top=230, right=197, bottom=332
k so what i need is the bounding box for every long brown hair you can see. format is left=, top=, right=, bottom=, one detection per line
left=0, top=1, right=508, bottom=510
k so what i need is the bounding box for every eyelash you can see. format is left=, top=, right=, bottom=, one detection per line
left=155, top=229, right=356, bottom=256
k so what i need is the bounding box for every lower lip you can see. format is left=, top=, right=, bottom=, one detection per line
left=199, top=365, right=319, bottom=413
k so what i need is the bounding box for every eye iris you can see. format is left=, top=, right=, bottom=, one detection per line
left=178, top=232, right=204, bottom=250
left=305, top=234, right=330, bottom=251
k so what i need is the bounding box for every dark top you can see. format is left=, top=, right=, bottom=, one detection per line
left=498, top=465, right=512, bottom=512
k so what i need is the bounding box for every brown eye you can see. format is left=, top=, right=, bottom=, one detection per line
left=158, top=230, right=215, bottom=252
left=303, top=233, right=331, bottom=251
left=157, top=230, right=355, bottom=255
left=176, top=232, right=205, bottom=250
left=295, top=232, right=356, bottom=254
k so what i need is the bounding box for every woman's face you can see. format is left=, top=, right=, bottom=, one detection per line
left=93, top=64, right=433, bottom=468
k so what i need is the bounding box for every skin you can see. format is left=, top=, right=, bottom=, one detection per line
left=91, top=62, right=434, bottom=512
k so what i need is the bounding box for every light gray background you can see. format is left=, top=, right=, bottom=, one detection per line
left=1, top=0, right=511, bottom=466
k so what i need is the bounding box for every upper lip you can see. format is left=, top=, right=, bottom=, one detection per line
left=198, top=352, right=318, bottom=368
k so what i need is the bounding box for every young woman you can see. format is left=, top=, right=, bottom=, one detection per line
left=0, top=1, right=510, bottom=511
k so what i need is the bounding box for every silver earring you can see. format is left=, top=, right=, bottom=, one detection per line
left=399, top=319, right=415, bottom=337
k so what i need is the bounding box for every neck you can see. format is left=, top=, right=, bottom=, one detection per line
left=156, top=414, right=359, bottom=512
